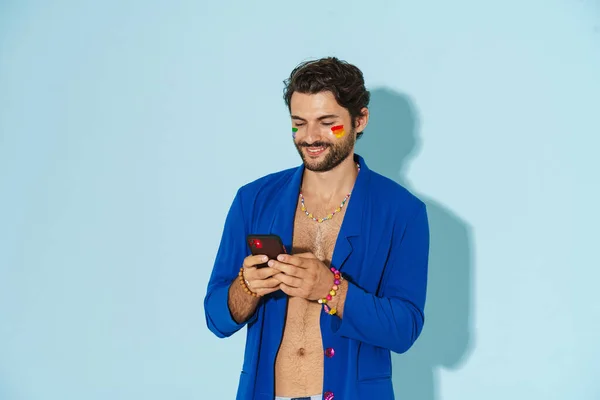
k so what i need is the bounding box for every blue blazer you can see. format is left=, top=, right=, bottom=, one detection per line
left=204, top=154, right=430, bottom=400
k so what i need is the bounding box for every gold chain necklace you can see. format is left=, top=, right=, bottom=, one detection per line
left=299, top=163, right=360, bottom=223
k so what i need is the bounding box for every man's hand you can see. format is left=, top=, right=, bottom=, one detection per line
left=268, top=253, right=334, bottom=300
left=242, top=255, right=282, bottom=297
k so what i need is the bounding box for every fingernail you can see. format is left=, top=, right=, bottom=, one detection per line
left=262, top=256, right=268, bottom=261
left=268, top=260, right=274, bottom=267
left=277, top=255, right=284, bottom=261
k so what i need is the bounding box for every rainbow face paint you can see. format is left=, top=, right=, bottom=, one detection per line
left=292, top=127, right=298, bottom=138
left=331, top=125, right=345, bottom=138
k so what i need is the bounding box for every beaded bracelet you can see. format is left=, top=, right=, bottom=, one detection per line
left=238, top=267, right=258, bottom=297
left=318, top=267, right=342, bottom=315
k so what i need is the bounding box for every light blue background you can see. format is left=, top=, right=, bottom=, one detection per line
left=1, top=1, right=599, bottom=399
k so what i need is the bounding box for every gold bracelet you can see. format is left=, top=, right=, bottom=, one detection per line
left=238, top=267, right=258, bottom=297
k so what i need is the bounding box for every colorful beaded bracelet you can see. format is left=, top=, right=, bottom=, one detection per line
left=318, top=267, right=342, bottom=315
left=238, top=267, right=258, bottom=297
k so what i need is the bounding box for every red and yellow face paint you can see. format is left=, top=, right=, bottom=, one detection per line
left=330, top=125, right=345, bottom=138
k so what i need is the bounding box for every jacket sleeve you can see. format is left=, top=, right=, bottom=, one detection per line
left=331, top=202, right=430, bottom=353
left=204, top=188, right=257, bottom=338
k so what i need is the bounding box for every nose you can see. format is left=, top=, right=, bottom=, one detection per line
left=305, top=122, right=322, bottom=143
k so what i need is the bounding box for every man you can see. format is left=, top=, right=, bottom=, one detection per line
left=204, top=57, right=430, bottom=400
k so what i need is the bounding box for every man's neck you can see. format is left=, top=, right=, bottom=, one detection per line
left=301, top=154, right=359, bottom=202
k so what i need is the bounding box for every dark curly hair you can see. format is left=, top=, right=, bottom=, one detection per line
left=283, top=57, right=370, bottom=139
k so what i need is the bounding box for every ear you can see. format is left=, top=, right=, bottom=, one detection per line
left=354, top=107, right=369, bottom=134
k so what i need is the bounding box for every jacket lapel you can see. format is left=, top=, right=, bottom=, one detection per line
left=331, top=154, right=370, bottom=271
left=269, top=165, right=303, bottom=249
left=267, top=164, right=303, bottom=310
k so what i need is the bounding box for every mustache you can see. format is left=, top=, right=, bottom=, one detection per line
left=299, top=141, right=330, bottom=148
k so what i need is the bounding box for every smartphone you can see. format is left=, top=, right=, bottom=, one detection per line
left=246, top=234, right=287, bottom=268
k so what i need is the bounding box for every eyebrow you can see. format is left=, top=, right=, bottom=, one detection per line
left=291, top=114, right=339, bottom=121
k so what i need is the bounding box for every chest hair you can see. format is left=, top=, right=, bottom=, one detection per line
left=292, top=201, right=345, bottom=262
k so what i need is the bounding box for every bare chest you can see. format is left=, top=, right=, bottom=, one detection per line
left=274, top=201, right=347, bottom=395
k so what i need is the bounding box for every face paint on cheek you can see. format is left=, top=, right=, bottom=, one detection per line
left=292, top=127, right=298, bottom=139
left=331, top=125, right=345, bottom=138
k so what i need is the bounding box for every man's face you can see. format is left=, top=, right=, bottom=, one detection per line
left=290, top=91, right=356, bottom=172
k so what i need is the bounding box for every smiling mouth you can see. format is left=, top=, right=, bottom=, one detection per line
left=305, top=146, right=327, bottom=156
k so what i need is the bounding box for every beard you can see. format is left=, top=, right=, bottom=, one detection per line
left=294, top=127, right=356, bottom=172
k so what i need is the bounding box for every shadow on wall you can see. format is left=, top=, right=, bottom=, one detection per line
left=356, top=88, right=475, bottom=400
